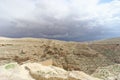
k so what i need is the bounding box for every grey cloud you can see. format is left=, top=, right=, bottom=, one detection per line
left=0, top=0, right=120, bottom=41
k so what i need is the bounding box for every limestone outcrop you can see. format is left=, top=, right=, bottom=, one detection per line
left=0, top=63, right=101, bottom=80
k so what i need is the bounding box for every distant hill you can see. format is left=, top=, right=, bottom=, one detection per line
left=90, top=37, right=120, bottom=44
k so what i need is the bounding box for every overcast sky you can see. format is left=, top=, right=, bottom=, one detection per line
left=0, top=0, right=120, bottom=41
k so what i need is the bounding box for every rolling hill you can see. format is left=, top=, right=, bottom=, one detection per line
left=0, top=37, right=120, bottom=75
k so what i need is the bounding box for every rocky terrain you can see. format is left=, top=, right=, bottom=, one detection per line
left=0, top=62, right=102, bottom=80
left=0, top=37, right=120, bottom=80
left=92, top=64, right=120, bottom=80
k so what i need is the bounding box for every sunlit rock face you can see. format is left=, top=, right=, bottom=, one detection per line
left=0, top=63, right=34, bottom=80
left=1, top=62, right=120, bottom=80
left=0, top=63, right=101, bottom=80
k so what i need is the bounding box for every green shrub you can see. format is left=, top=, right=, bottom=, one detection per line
left=5, top=64, right=16, bottom=69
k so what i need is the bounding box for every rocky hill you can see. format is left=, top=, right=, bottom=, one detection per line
left=0, top=37, right=120, bottom=80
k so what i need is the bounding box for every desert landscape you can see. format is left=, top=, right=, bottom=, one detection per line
left=0, top=37, right=120, bottom=80
left=0, top=0, right=120, bottom=80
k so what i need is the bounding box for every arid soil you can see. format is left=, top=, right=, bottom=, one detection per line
left=0, top=37, right=120, bottom=75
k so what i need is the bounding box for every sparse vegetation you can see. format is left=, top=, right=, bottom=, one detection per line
left=5, top=63, right=16, bottom=69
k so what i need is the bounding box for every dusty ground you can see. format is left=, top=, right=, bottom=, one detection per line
left=0, top=37, right=120, bottom=74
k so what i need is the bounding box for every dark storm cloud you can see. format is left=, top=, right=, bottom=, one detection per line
left=0, top=0, right=120, bottom=41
